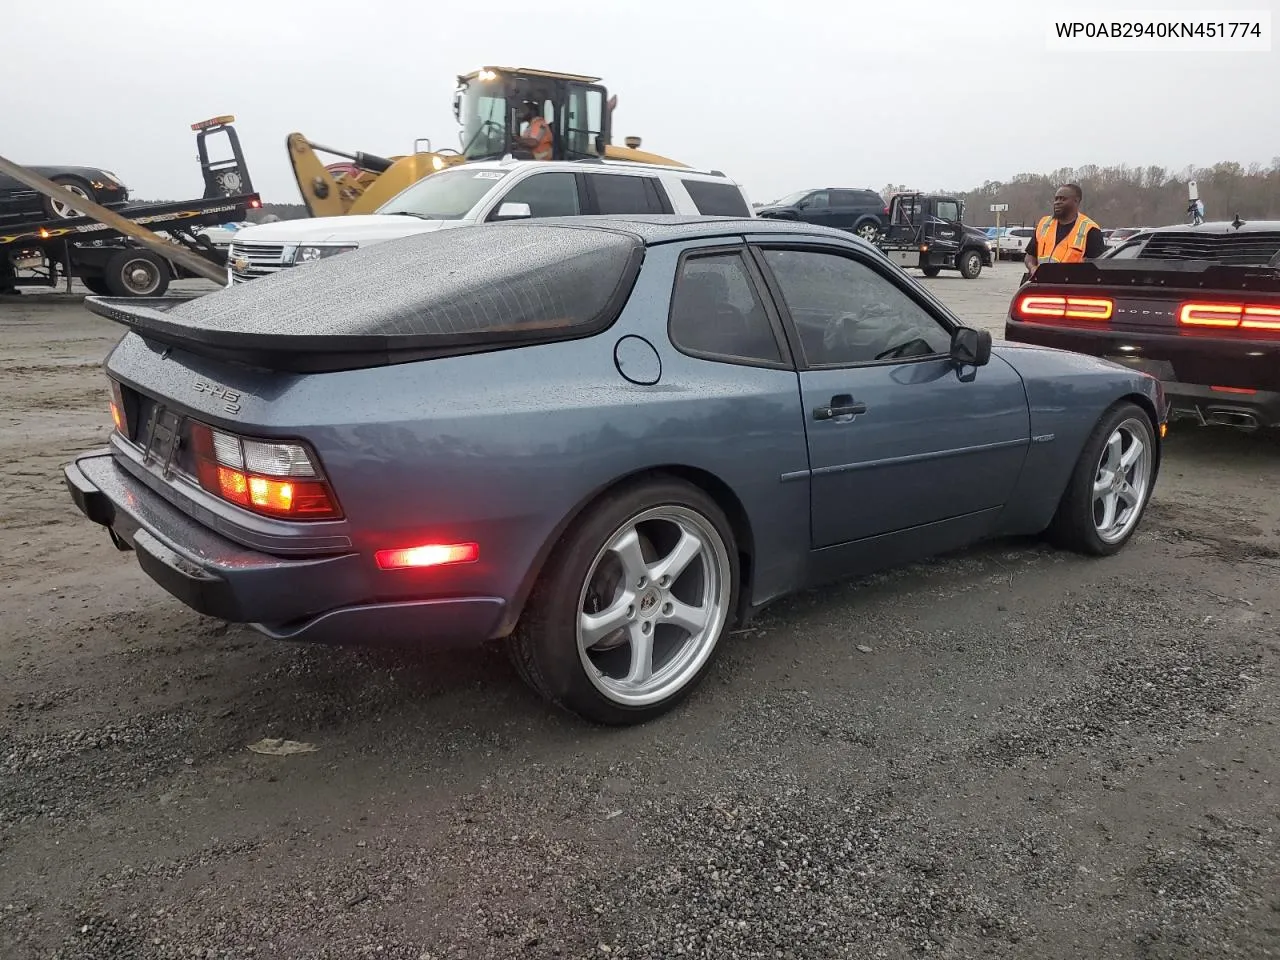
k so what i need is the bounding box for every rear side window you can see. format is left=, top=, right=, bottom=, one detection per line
left=682, top=179, right=751, bottom=217
left=491, top=172, right=581, bottom=219
left=668, top=251, right=782, bottom=364
left=588, top=173, right=670, bottom=214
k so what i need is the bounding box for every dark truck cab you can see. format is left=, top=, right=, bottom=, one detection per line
left=876, top=192, right=993, bottom=279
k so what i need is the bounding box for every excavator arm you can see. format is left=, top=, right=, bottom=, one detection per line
left=287, top=134, right=465, bottom=217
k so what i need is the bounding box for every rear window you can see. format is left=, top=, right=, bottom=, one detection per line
left=682, top=179, right=751, bottom=217
left=588, top=173, right=669, bottom=214
left=163, top=223, right=646, bottom=344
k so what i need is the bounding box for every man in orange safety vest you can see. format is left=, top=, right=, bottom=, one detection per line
left=515, top=101, right=553, bottom=161
left=1023, top=183, right=1104, bottom=280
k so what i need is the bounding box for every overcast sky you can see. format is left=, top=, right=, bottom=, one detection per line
left=4, top=0, right=1277, bottom=207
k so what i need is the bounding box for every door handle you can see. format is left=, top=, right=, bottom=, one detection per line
left=812, top=395, right=868, bottom=421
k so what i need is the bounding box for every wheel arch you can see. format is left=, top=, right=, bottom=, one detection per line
left=496, top=463, right=757, bottom=638
left=1119, top=389, right=1163, bottom=481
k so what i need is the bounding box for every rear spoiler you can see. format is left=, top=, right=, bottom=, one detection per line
left=83, top=296, right=541, bottom=373
left=1030, top=259, right=1280, bottom=292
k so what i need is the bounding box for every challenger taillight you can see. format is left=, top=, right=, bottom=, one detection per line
left=188, top=423, right=341, bottom=520
left=1178, top=302, right=1280, bottom=331
left=1015, top=294, right=1114, bottom=321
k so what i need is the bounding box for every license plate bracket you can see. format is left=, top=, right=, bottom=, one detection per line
left=143, top=406, right=182, bottom=474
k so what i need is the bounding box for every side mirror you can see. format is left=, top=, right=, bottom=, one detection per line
left=950, top=326, right=991, bottom=367
left=494, top=201, right=532, bottom=220
left=795, top=198, right=809, bottom=210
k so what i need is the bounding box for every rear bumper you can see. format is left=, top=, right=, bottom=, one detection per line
left=1004, top=320, right=1280, bottom=428
left=63, top=450, right=507, bottom=646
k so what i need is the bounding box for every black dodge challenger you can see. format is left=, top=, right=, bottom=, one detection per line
left=0, top=164, right=130, bottom=222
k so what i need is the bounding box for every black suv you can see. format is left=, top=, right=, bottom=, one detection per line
left=754, top=187, right=889, bottom=241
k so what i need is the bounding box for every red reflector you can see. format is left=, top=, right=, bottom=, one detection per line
left=1210, top=385, right=1257, bottom=395
left=1016, top=294, right=1113, bottom=321
left=376, top=542, right=479, bottom=570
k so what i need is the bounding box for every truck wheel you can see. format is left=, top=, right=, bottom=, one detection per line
left=104, top=249, right=170, bottom=297
left=81, top=277, right=111, bottom=295
left=958, top=249, right=983, bottom=279
left=921, top=266, right=941, bottom=277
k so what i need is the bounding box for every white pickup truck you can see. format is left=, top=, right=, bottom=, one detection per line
left=226, top=157, right=754, bottom=283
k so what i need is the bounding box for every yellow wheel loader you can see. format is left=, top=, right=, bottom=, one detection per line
left=287, top=66, right=687, bottom=218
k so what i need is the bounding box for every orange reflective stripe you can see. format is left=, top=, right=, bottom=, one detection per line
left=1035, top=216, right=1057, bottom=260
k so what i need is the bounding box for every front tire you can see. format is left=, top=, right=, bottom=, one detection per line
left=507, top=478, right=739, bottom=725
left=1047, top=402, right=1156, bottom=556
left=958, top=249, right=983, bottom=279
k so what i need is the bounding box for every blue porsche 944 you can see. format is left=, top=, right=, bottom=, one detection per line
left=64, top=216, right=1166, bottom=724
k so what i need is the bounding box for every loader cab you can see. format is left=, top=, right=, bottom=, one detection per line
left=453, top=66, right=612, bottom=163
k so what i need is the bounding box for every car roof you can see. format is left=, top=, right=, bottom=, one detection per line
left=462, top=157, right=736, bottom=181
left=1134, top=219, right=1280, bottom=235
left=503, top=214, right=868, bottom=246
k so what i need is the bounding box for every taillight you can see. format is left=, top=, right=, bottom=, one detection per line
left=1015, top=294, right=1114, bottom=321
left=108, top=379, right=125, bottom=433
left=1179, top=302, right=1280, bottom=331
left=188, top=423, right=341, bottom=520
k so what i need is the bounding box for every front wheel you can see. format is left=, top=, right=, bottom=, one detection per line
left=1047, top=401, right=1157, bottom=556
left=508, top=478, right=739, bottom=725
left=958, top=249, right=983, bottom=279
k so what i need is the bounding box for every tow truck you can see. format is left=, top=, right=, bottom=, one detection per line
left=0, top=116, right=261, bottom=297
left=876, top=191, right=993, bottom=279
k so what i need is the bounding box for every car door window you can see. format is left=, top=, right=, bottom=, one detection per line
left=589, top=173, right=666, bottom=214
left=761, top=248, right=952, bottom=366
left=802, top=190, right=830, bottom=210
left=489, top=172, right=580, bottom=219
left=668, top=251, right=783, bottom=364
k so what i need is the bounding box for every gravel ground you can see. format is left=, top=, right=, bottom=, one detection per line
left=2, top=266, right=1279, bottom=960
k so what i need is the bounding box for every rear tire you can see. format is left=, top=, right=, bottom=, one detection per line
left=507, top=477, right=739, bottom=725
left=42, top=177, right=94, bottom=220
left=81, top=276, right=111, bottom=295
left=1047, top=401, right=1156, bottom=556
left=921, top=266, right=941, bottom=277
left=104, top=249, right=170, bottom=297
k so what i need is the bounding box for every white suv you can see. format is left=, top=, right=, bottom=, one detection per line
left=227, top=158, right=755, bottom=282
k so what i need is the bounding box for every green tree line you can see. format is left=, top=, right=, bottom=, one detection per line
left=881, top=158, right=1280, bottom=230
